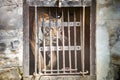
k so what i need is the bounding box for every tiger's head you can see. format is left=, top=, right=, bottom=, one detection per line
left=42, top=26, right=67, bottom=45
left=38, top=10, right=67, bottom=45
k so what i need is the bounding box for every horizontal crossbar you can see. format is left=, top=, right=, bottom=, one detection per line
left=39, top=46, right=81, bottom=51
left=39, top=22, right=81, bottom=27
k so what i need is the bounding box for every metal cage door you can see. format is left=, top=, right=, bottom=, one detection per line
left=23, top=0, right=96, bottom=80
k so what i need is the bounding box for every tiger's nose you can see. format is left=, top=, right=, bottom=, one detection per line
left=52, top=33, right=56, bottom=37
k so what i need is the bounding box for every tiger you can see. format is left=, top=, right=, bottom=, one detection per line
left=30, top=8, right=67, bottom=72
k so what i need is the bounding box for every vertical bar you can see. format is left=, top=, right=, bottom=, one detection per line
left=39, top=8, right=42, bottom=74
left=74, top=8, right=77, bottom=72
left=34, top=5, right=38, bottom=74
left=80, top=7, right=82, bottom=74
left=56, top=8, right=59, bottom=73
left=49, top=8, right=53, bottom=73
left=37, top=8, right=41, bottom=73
left=62, top=9, right=65, bottom=73
left=42, top=8, right=47, bottom=74
left=23, top=0, right=29, bottom=75
left=81, top=6, right=85, bottom=75
left=68, top=8, right=72, bottom=73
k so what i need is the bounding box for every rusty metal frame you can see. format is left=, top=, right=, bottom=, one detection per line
left=90, top=0, right=96, bottom=75
left=23, top=0, right=96, bottom=79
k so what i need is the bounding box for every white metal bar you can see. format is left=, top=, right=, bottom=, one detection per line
left=41, top=8, right=47, bottom=74
left=56, top=8, right=60, bottom=73
left=74, top=8, right=77, bottom=72
left=34, top=5, right=38, bottom=74
left=49, top=8, right=53, bottom=73
left=68, top=8, right=72, bottom=73
left=42, top=69, right=77, bottom=72
left=81, top=6, right=85, bottom=76
left=80, top=7, right=83, bottom=74
left=38, top=22, right=81, bottom=27
left=38, top=71, right=82, bottom=75
left=39, top=46, right=81, bottom=51
left=37, top=7, right=41, bottom=74
left=62, top=9, right=65, bottom=73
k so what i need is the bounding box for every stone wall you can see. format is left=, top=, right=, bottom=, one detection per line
left=0, top=0, right=120, bottom=80
left=0, top=0, right=23, bottom=80
left=96, top=0, right=120, bottom=80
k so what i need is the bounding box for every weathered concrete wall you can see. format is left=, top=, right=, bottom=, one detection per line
left=0, top=0, right=120, bottom=80
left=96, top=0, right=120, bottom=80
left=0, top=0, right=23, bottom=79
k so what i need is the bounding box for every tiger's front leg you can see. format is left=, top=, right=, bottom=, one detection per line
left=46, top=51, right=57, bottom=70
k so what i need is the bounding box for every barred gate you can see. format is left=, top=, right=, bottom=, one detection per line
left=23, top=0, right=96, bottom=80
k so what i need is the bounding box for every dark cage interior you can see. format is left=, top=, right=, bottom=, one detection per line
left=29, top=7, right=90, bottom=75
